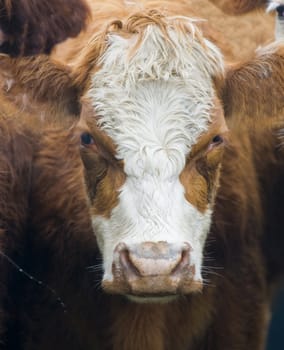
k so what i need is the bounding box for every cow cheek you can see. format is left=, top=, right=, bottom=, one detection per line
left=180, top=163, right=208, bottom=213
left=91, top=168, right=125, bottom=218
left=90, top=169, right=125, bottom=261
left=180, top=160, right=221, bottom=212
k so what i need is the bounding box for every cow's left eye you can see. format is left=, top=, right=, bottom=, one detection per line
left=212, top=135, right=223, bottom=145
left=81, top=132, right=94, bottom=146
left=207, top=135, right=224, bottom=153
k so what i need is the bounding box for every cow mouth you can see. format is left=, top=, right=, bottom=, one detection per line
left=102, top=241, right=203, bottom=300
left=102, top=273, right=203, bottom=300
left=126, top=294, right=178, bottom=304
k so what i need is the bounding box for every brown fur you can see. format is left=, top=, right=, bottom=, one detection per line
left=0, top=117, right=36, bottom=345
left=222, top=44, right=284, bottom=120
left=180, top=104, right=228, bottom=212
left=0, top=0, right=89, bottom=56
left=1, top=111, right=282, bottom=349
left=0, top=120, right=101, bottom=349
left=0, top=0, right=90, bottom=127
left=0, top=55, right=82, bottom=126
left=53, top=0, right=275, bottom=63
left=189, top=0, right=274, bottom=61
left=208, top=0, right=266, bottom=14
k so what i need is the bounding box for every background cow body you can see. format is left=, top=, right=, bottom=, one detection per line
left=53, top=0, right=275, bottom=63
left=0, top=55, right=82, bottom=127
left=0, top=0, right=92, bottom=129
left=0, top=3, right=91, bottom=345
left=0, top=0, right=89, bottom=55
left=0, top=0, right=90, bottom=127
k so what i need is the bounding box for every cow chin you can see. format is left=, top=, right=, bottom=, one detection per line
left=126, top=295, right=178, bottom=304
left=102, top=277, right=203, bottom=303
left=101, top=241, right=203, bottom=302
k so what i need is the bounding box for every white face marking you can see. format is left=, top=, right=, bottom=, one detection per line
left=268, top=1, right=284, bottom=40
left=87, top=18, right=224, bottom=285
left=92, top=179, right=212, bottom=282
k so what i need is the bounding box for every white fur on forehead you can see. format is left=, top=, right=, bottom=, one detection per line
left=92, top=80, right=214, bottom=179
left=94, top=16, right=224, bottom=87
left=87, top=14, right=223, bottom=178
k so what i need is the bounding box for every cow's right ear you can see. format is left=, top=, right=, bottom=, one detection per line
left=221, top=42, right=284, bottom=121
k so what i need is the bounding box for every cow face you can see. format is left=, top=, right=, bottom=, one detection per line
left=79, top=12, right=227, bottom=302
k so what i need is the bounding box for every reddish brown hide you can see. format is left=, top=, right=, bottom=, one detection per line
left=0, top=111, right=283, bottom=350
left=0, top=1, right=283, bottom=349
left=208, top=0, right=267, bottom=14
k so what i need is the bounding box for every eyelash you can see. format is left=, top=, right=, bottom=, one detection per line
left=211, top=135, right=223, bottom=145
left=206, top=135, right=224, bottom=153
left=80, top=132, right=116, bottom=167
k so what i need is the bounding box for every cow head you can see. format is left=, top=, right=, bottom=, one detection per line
left=78, top=11, right=227, bottom=302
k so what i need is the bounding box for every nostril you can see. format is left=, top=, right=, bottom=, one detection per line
left=180, top=247, right=190, bottom=268
left=119, top=247, right=141, bottom=277
left=172, top=244, right=191, bottom=274
left=114, top=242, right=193, bottom=278
left=277, top=5, right=284, bottom=17
left=114, top=242, right=128, bottom=254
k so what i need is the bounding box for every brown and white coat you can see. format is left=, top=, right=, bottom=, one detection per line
left=0, top=1, right=284, bottom=350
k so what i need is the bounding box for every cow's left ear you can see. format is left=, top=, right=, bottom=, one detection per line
left=0, top=55, right=82, bottom=119
left=221, top=42, right=284, bottom=120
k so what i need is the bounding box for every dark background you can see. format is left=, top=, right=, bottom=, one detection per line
left=266, top=283, right=284, bottom=349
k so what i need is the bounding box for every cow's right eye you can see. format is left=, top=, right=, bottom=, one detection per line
left=81, top=132, right=94, bottom=146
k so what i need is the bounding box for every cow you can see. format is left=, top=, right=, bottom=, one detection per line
left=0, top=0, right=89, bottom=56
left=0, top=0, right=284, bottom=349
